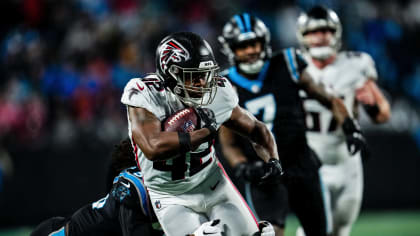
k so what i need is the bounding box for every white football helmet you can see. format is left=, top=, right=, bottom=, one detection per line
left=296, top=6, right=342, bottom=60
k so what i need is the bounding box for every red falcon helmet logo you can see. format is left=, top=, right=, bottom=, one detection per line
left=159, top=39, right=190, bottom=73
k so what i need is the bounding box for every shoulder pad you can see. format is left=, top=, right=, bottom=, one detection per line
left=343, top=51, right=378, bottom=81
left=283, top=47, right=307, bottom=82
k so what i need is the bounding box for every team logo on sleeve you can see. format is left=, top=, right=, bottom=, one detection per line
left=155, top=200, right=162, bottom=209
left=128, top=88, right=139, bottom=100
left=158, top=39, right=190, bottom=73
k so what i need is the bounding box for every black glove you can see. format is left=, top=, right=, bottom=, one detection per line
left=342, top=118, right=370, bottom=160
left=234, top=161, right=265, bottom=184
left=260, top=158, right=284, bottom=185
left=195, top=107, right=218, bottom=139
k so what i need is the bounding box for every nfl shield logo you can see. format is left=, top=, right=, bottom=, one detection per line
left=155, top=200, right=162, bottom=209
left=182, top=120, right=195, bottom=133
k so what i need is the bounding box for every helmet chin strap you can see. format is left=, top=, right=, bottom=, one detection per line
left=238, top=59, right=264, bottom=75
left=308, top=46, right=336, bottom=60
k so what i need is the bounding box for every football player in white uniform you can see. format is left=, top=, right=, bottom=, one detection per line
left=121, top=32, right=282, bottom=236
left=296, top=6, right=391, bottom=236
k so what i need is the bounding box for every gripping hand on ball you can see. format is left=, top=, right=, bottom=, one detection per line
left=195, top=107, right=218, bottom=140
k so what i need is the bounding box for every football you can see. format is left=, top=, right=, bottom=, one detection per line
left=163, top=107, right=199, bottom=133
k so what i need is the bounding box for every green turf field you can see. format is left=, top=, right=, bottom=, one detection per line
left=284, top=210, right=420, bottom=236
left=1, top=211, right=419, bottom=236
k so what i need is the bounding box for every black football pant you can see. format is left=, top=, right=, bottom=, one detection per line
left=285, top=170, right=331, bottom=236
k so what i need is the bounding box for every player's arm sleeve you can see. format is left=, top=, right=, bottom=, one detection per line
left=216, top=79, right=247, bottom=167
left=214, top=78, right=239, bottom=127
left=121, top=78, right=155, bottom=112
left=354, top=52, right=379, bottom=88
left=67, top=201, right=117, bottom=235
left=361, top=53, right=378, bottom=81
left=283, top=47, right=308, bottom=83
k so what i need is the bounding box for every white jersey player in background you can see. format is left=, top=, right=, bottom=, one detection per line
left=295, top=6, right=391, bottom=236
left=121, top=32, right=279, bottom=236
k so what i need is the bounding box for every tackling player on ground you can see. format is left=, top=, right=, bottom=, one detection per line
left=121, top=31, right=281, bottom=236
left=217, top=13, right=367, bottom=236
left=31, top=139, right=161, bottom=236
left=295, top=6, right=391, bottom=236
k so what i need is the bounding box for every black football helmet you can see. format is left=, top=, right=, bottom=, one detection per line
left=156, top=32, right=219, bottom=107
left=218, top=13, right=271, bottom=74
left=297, top=5, right=342, bottom=59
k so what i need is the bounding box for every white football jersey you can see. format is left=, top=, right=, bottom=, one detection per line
left=302, top=51, right=377, bottom=164
left=121, top=74, right=238, bottom=194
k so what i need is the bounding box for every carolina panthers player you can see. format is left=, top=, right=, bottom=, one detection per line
left=31, top=139, right=160, bottom=236
left=217, top=13, right=368, bottom=236
left=296, top=6, right=391, bottom=236
left=31, top=168, right=161, bottom=236
left=121, top=32, right=281, bottom=236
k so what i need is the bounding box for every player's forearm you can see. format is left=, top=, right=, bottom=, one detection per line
left=300, top=71, right=350, bottom=125
left=132, top=130, right=180, bottom=160
left=224, top=120, right=278, bottom=163
left=366, top=100, right=390, bottom=124
left=370, top=82, right=391, bottom=123
left=376, top=101, right=391, bottom=123
left=301, top=76, right=351, bottom=125
left=219, top=126, right=248, bottom=167
left=129, top=106, right=213, bottom=161
left=133, top=128, right=212, bottom=161
left=223, top=146, right=248, bottom=167
left=300, top=70, right=335, bottom=109
left=225, top=106, right=279, bottom=162
left=248, top=121, right=279, bottom=162
left=331, top=97, right=350, bottom=126
left=306, top=87, right=334, bottom=109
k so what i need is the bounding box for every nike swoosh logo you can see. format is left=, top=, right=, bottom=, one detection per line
left=121, top=181, right=130, bottom=188
left=210, top=180, right=220, bottom=191
left=136, top=82, right=145, bottom=91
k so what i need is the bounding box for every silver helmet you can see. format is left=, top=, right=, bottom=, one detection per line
left=297, top=6, right=342, bottom=60
left=218, top=13, right=271, bottom=74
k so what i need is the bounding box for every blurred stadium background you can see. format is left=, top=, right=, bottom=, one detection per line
left=0, top=0, right=419, bottom=235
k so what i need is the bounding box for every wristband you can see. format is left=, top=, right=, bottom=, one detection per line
left=178, top=132, right=192, bottom=153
